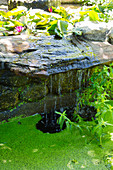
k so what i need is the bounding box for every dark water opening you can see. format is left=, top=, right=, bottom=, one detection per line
left=77, top=105, right=97, bottom=121
left=36, top=105, right=97, bottom=133
left=36, top=111, right=66, bottom=133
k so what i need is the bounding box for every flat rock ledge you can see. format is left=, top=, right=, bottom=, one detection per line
left=0, top=33, right=113, bottom=77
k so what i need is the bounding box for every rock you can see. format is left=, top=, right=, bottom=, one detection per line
left=0, top=70, right=30, bottom=87
left=108, top=27, right=113, bottom=44
left=48, top=71, right=79, bottom=94
left=0, top=35, right=101, bottom=76
left=0, top=85, right=19, bottom=111
left=0, top=92, right=77, bottom=120
left=20, top=83, right=49, bottom=102
left=0, top=34, right=113, bottom=75
left=8, top=0, right=61, bottom=10
left=74, top=21, right=113, bottom=42
left=0, top=6, right=8, bottom=13
left=0, top=0, right=7, bottom=5
left=0, top=35, right=29, bottom=53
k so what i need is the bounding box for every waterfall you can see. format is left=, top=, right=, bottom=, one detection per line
left=42, top=68, right=92, bottom=119
left=44, top=81, right=47, bottom=113
left=77, top=70, right=83, bottom=89
left=58, top=74, right=62, bottom=95
left=0, top=62, right=5, bottom=70
left=50, top=75, right=53, bottom=93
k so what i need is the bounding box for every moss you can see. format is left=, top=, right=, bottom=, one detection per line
left=0, top=88, right=19, bottom=110
left=20, top=83, right=48, bottom=102
left=0, top=109, right=113, bottom=170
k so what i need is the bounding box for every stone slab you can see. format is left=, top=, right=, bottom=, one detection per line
left=0, top=34, right=113, bottom=77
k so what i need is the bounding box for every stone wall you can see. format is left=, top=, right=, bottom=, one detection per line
left=0, top=67, right=91, bottom=120
left=0, top=61, right=112, bottom=121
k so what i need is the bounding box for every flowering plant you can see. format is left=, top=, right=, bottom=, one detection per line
left=15, top=26, right=23, bottom=32
left=48, top=8, right=52, bottom=13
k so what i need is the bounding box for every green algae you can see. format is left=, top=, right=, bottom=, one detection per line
left=0, top=113, right=113, bottom=170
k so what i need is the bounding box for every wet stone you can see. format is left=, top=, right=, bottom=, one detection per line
left=20, top=83, right=49, bottom=102
left=0, top=70, right=30, bottom=87
left=0, top=85, right=19, bottom=111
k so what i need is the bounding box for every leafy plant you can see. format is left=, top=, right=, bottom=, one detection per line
left=55, top=110, right=82, bottom=131
left=56, top=64, right=113, bottom=145
left=78, top=3, right=113, bottom=22
left=0, top=3, right=112, bottom=36
left=83, top=0, right=113, bottom=6
left=77, top=64, right=113, bottom=144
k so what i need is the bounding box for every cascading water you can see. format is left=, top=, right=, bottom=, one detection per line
left=44, top=81, right=47, bottom=114
left=36, top=68, right=95, bottom=133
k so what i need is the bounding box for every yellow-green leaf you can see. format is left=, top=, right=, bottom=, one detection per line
left=10, top=20, right=23, bottom=26
left=10, top=9, right=25, bottom=17
left=0, top=21, right=4, bottom=26
left=89, top=10, right=99, bottom=21
left=0, top=10, right=7, bottom=18
left=6, top=11, right=12, bottom=17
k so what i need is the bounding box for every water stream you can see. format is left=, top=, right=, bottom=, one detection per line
left=36, top=68, right=93, bottom=133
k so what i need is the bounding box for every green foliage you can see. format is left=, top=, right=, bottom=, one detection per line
left=48, top=19, right=70, bottom=37
left=55, top=110, right=82, bottom=131
left=83, top=0, right=113, bottom=6
left=77, top=64, right=113, bottom=144
left=0, top=3, right=112, bottom=37
left=56, top=64, right=113, bottom=145
left=78, top=3, right=113, bottom=22
left=79, top=7, right=100, bottom=21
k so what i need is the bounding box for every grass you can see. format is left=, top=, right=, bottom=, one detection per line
left=0, top=102, right=113, bottom=170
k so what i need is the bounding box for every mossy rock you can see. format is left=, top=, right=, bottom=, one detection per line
left=48, top=69, right=90, bottom=94
left=20, top=83, right=48, bottom=102
left=0, top=86, right=19, bottom=111
left=0, top=70, right=30, bottom=87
